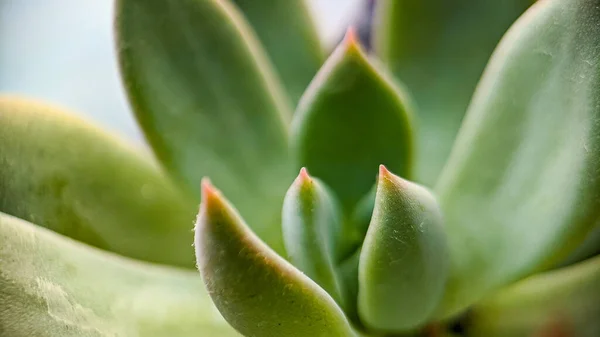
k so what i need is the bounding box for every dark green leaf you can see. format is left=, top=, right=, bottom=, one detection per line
left=435, top=0, right=600, bottom=317
left=231, top=0, right=324, bottom=105
left=470, top=255, right=600, bottom=337
left=374, top=0, right=532, bottom=185
left=0, top=212, right=239, bottom=337
left=282, top=168, right=346, bottom=307
left=359, top=166, right=448, bottom=332
left=0, top=96, right=195, bottom=267
left=292, top=30, right=414, bottom=213
left=195, top=180, right=356, bottom=337
left=116, top=0, right=292, bottom=253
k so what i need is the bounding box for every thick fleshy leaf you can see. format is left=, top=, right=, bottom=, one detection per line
left=373, top=0, right=532, bottom=185
left=195, top=180, right=356, bottom=337
left=0, top=212, right=238, bottom=337
left=230, top=0, right=324, bottom=105
left=469, top=255, right=600, bottom=337
left=117, top=0, right=292, bottom=253
left=558, top=224, right=600, bottom=268
left=0, top=96, right=195, bottom=267
left=292, top=30, right=414, bottom=213
left=435, top=0, right=600, bottom=317
left=282, top=168, right=346, bottom=307
left=359, top=166, right=448, bottom=332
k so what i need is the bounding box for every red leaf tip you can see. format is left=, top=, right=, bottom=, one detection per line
left=296, top=167, right=313, bottom=185
left=344, top=26, right=358, bottom=44
left=379, top=164, right=391, bottom=177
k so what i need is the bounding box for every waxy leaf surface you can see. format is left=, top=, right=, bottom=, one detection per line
left=117, top=0, right=292, bottom=253
left=470, top=255, right=600, bottom=337
left=0, top=96, right=195, bottom=267
left=0, top=212, right=238, bottom=337
left=436, top=0, right=600, bottom=317
left=195, top=181, right=355, bottom=337
left=231, top=0, right=324, bottom=105
left=359, top=166, right=448, bottom=331
left=292, top=32, right=414, bottom=213
left=282, top=168, right=346, bottom=307
left=374, top=0, right=532, bottom=185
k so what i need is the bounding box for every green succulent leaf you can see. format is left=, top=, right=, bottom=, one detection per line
left=358, top=166, right=448, bottom=332
left=0, top=211, right=239, bottom=337
left=282, top=168, right=346, bottom=307
left=195, top=180, right=356, bottom=337
left=292, top=30, right=414, bottom=214
left=116, top=0, right=293, bottom=253
left=558, top=224, right=600, bottom=268
left=469, top=255, right=600, bottom=337
left=436, top=0, right=600, bottom=317
left=230, top=0, right=324, bottom=105
left=0, top=96, right=195, bottom=267
left=374, top=0, right=532, bottom=185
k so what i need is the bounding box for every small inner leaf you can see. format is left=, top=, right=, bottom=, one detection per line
left=292, top=29, right=415, bottom=214
left=435, top=0, right=600, bottom=317
left=195, top=180, right=356, bottom=337
left=470, top=255, right=600, bottom=337
left=358, top=166, right=448, bottom=332
left=282, top=168, right=346, bottom=307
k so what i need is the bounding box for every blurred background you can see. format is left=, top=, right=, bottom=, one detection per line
left=0, top=0, right=367, bottom=142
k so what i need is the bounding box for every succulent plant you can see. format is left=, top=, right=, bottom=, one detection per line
left=1, top=0, right=600, bottom=336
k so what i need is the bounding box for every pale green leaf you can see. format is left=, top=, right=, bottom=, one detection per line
left=0, top=96, right=195, bottom=267
left=359, top=166, right=448, bottom=332
left=374, top=0, right=532, bottom=185
left=195, top=180, right=356, bottom=337
left=0, top=212, right=239, bottom=337
left=436, top=0, right=600, bottom=317
left=116, top=0, right=293, bottom=253
left=470, top=255, right=600, bottom=337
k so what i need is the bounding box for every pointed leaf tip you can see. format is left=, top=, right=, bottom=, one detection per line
left=195, top=183, right=354, bottom=337
left=359, top=168, right=448, bottom=331
left=298, top=167, right=312, bottom=182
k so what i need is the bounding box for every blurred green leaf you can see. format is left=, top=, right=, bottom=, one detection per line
left=116, top=0, right=293, bottom=253
left=282, top=168, right=346, bottom=307
left=0, top=96, right=195, bottom=267
left=558, top=224, right=600, bottom=268
left=374, top=0, right=532, bottom=185
left=0, top=211, right=239, bottom=337
left=231, top=0, right=324, bottom=105
left=359, top=166, right=448, bottom=332
left=292, top=30, right=414, bottom=214
left=435, top=0, right=600, bottom=317
left=195, top=180, right=356, bottom=337
left=470, top=255, right=600, bottom=337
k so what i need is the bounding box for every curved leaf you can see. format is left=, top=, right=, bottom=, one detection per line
left=0, top=96, right=195, bottom=267
left=0, top=212, right=238, bottom=337
left=231, top=0, right=324, bottom=105
left=292, top=30, right=414, bottom=213
left=435, top=0, right=600, bottom=317
left=195, top=180, right=356, bottom=337
left=282, top=168, right=346, bottom=307
left=373, top=0, right=532, bottom=185
left=470, top=255, right=600, bottom=337
left=359, top=166, right=448, bottom=332
left=116, top=0, right=293, bottom=253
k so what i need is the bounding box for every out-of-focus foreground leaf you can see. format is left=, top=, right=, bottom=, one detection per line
left=374, top=0, right=532, bottom=185
left=117, top=0, right=292, bottom=253
left=195, top=180, right=355, bottom=337
left=470, top=255, right=600, bottom=337
left=282, top=168, right=346, bottom=308
left=0, top=96, right=195, bottom=267
left=231, top=0, right=324, bottom=105
left=292, top=30, right=414, bottom=214
left=359, top=166, right=448, bottom=332
left=0, top=212, right=239, bottom=337
left=435, top=0, right=600, bottom=317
